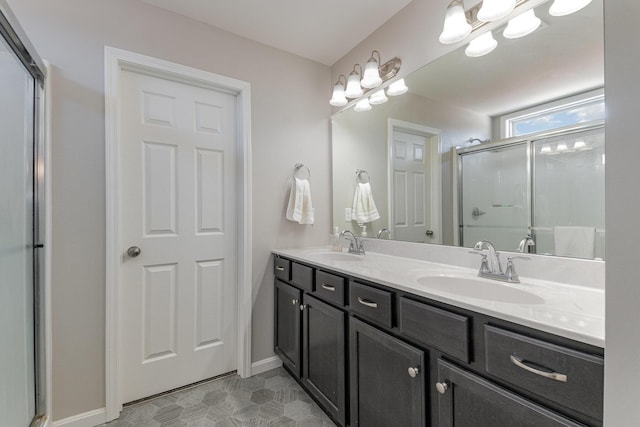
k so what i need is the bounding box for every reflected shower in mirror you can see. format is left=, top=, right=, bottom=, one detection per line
left=331, top=0, right=604, bottom=259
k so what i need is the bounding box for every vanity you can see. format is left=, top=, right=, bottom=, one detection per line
left=272, top=245, right=604, bottom=427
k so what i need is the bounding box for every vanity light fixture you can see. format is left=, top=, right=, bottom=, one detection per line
left=465, top=31, right=497, bottom=57
left=361, top=50, right=383, bottom=89
left=556, top=142, right=569, bottom=151
left=329, top=74, right=348, bottom=107
left=354, top=98, right=372, bottom=112
left=477, top=0, right=516, bottom=22
left=549, top=0, right=592, bottom=17
left=439, top=0, right=472, bottom=44
left=387, top=78, right=409, bottom=96
left=369, top=89, right=388, bottom=105
left=503, top=8, right=541, bottom=39
left=329, top=52, right=403, bottom=107
left=573, top=140, right=586, bottom=149
left=345, top=64, right=364, bottom=98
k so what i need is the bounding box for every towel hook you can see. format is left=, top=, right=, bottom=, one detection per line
left=355, top=169, right=370, bottom=184
left=294, top=163, right=311, bottom=180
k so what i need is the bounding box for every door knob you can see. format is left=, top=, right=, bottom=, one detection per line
left=408, top=367, right=420, bottom=378
left=435, top=382, right=449, bottom=394
left=127, top=246, right=141, bottom=257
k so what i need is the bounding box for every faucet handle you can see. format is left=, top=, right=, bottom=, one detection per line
left=469, top=251, right=490, bottom=274
left=504, top=256, right=530, bottom=282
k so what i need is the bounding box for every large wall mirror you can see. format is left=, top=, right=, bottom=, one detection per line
left=331, top=0, right=604, bottom=259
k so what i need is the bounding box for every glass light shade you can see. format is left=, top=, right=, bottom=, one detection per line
left=556, top=142, right=568, bottom=151
left=540, top=144, right=552, bottom=153
left=329, top=81, right=348, bottom=106
left=465, top=31, right=498, bottom=57
left=369, top=89, right=388, bottom=105
left=345, top=71, right=364, bottom=98
left=503, top=9, right=541, bottom=39
left=439, top=0, right=472, bottom=44
left=387, top=78, right=408, bottom=96
left=549, top=0, right=592, bottom=16
left=361, top=58, right=383, bottom=89
left=477, top=0, right=516, bottom=22
left=354, top=98, right=372, bottom=112
left=574, top=140, right=586, bottom=149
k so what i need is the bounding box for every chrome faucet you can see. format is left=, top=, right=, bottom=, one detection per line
left=377, top=228, right=391, bottom=239
left=340, top=230, right=365, bottom=255
left=471, top=240, right=527, bottom=283
left=516, top=235, right=535, bottom=253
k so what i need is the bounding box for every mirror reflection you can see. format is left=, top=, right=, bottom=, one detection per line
left=331, top=0, right=604, bottom=259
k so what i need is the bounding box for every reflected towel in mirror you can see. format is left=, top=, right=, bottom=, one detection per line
left=352, top=182, right=380, bottom=223
left=286, top=177, right=314, bottom=224
left=554, top=226, right=595, bottom=259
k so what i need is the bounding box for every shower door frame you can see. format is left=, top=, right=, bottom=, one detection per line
left=455, top=122, right=605, bottom=252
left=0, top=2, right=50, bottom=426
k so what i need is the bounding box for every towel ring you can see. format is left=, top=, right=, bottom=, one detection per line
left=355, top=169, right=370, bottom=184
left=294, top=163, right=311, bottom=180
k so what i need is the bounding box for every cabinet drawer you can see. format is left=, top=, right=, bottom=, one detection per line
left=484, top=325, right=604, bottom=421
left=399, top=297, right=470, bottom=363
left=274, top=257, right=291, bottom=282
left=291, top=262, right=313, bottom=292
left=314, top=270, right=346, bottom=306
left=349, top=281, right=393, bottom=328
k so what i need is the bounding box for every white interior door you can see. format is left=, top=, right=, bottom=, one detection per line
left=119, top=69, right=238, bottom=402
left=390, top=129, right=436, bottom=243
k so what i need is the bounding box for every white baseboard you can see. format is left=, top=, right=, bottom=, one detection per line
left=52, top=408, right=106, bottom=427
left=251, top=356, right=282, bottom=376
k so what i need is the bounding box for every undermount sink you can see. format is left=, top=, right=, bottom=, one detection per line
left=416, top=275, right=545, bottom=305
left=306, top=251, right=364, bottom=262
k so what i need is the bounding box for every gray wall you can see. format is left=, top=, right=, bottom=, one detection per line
left=8, top=0, right=331, bottom=421
left=335, top=0, right=640, bottom=424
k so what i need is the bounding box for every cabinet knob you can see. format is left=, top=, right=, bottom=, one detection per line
left=435, top=382, right=449, bottom=394
left=408, top=367, right=420, bottom=378
left=292, top=299, right=298, bottom=305
left=300, top=304, right=306, bottom=311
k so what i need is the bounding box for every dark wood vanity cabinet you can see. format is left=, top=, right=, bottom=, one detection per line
left=350, top=317, right=425, bottom=427
left=273, top=254, right=604, bottom=427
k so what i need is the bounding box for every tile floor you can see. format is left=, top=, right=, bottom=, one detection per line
left=100, top=367, right=336, bottom=427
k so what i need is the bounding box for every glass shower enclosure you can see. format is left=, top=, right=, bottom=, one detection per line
left=457, top=125, right=605, bottom=259
left=0, top=2, right=47, bottom=426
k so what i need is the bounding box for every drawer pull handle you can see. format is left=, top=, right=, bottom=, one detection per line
left=321, top=283, right=336, bottom=292
left=358, top=297, right=378, bottom=308
left=275, top=266, right=285, bottom=271
left=510, top=355, right=568, bottom=382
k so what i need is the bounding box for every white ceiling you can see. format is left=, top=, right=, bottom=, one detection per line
left=140, top=0, right=413, bottom=66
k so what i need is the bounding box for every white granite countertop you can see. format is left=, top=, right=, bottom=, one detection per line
left=273, top=246, right=605, bottom=348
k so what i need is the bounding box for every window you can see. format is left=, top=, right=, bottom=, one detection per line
left=500, top=89, right=605, bottom=139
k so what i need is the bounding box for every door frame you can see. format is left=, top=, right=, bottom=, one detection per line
left=387, top=119, right=442, bottom=244
left=104, top=47, right=252, bottom=421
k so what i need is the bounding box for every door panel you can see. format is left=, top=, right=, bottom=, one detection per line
left=120, top=70, right=238, bottom=402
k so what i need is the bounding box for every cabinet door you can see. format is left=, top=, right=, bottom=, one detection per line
left=436, top=359, right=584, bottom=427
left=303, top=294, right=346, bottom=426
left=350, top=317, right=425, bottom=427
left=274, top=280, right=302, bottom=377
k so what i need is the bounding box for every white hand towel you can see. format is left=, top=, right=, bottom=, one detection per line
left=286, top=178, right=314, bottom=225
left=554, top=226, right=595, bottom=259
left=351, top=182, right=380, bottom=223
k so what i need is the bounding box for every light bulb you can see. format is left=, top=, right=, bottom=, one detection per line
left=329, top=80, right=348, bottom=106
left=354, top=98, right=372, bottom=112
left=439, top=0, right=472, bottom=44
left=477, top=0, right=516, bottom=22
left=369, top=89, right=388, bottom=105
left=503, top=9, right=541, bottom=39
left=345, top=70, right=363, bottom=98
left=361, top=56, right=382, bottom=89
left=387, top=78, right=408, bottom=96
left=549, top=0, right=592, bottom=16
left=465, top=31, right=498, bottom=57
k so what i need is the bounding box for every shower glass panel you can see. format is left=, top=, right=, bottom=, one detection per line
left=0, top=33, right=36, bottom=426
left=460, top=143, right=529, bottom=251
left=533, top=129, right=605, bottom=259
